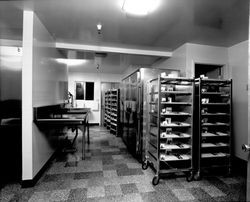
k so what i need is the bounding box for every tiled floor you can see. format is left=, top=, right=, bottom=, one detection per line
left=0, top=126, right=246, bottom=202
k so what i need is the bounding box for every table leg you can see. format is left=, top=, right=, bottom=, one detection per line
left=81, top=125, right=85, bottom=160
left=87, top=121, right=90, bottom=144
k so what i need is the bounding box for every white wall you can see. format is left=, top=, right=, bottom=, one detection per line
left=153, top=43, right=229, bottom=78
left=186, top=43, right=229, bottom=78
left=22, top=11, right=67, bottom=180
left=229, top=41, right=248, bottom=161
left=68, top=71, right=121, bottom=124
left=0, top=46, right=22, bottom=100
left=152, top=44, right=187, bottom=76
left=121, top=64, right=152, bottom=80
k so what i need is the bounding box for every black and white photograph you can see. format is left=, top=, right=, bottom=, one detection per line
left=0, top=0, right=249, bottom=201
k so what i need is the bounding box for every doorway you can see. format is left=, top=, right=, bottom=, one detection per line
left=0, top=46, right=22, bottom=187
left=194, top=63, right=224, bottom=79
left=100, top=82, right=120, bottom=126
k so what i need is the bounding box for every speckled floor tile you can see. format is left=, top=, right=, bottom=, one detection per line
left=127, top=162, right=141, bottom=169
left=201, top=185, right=225, bottom=197
left=49, top=189, right=71, bottom=201
left=135, top=183, right=155, bottom=193
left=74, top=171, right=103, bottom=180
left=115, top=163, right=128, bottom=170
left=67, top=188, right=87, bottom=202
left=28, top=191, right=51, bottom=202
left=87, top=177, right=105, bottom=187
left=74, top=165, right=103, bottom=173
left=69, top=179, right=88, bottom=189
left=103, top=164, right=116, bottom=171
left=0, top=194, right=15, bottom=202
left=47, top=162, right=77, bottom=174
left=0, top=183, right=22, bottom=196
left=87, top=186, right=105, bottom=198
left=218, top=177, right=240, bottom=185
left=120, top=183, right=139, bottom=195
left=86, top=195, right=123, bottom=202
left=35, top=180, right=72, bottom=192
left=101, top=148, right=120, bottom=153
left=164, top=179, right=186, bottom=190
left=42, top=173, right=75, bottom=182
left=188, top=187, right=215, bottom=201
left=141, top=190, right=179, bottom=202
left=172, top=189, right=195, bottom=201
left=78, top=159, right=102, bottom=166
left=120, top=193, right=143, bottom=202
left=178, top=179, right=211, bottom=188
left=116, top=168, right=144, bottom=176
left=103, top=176, right=121, bottom=186
left=1, top=126, right=246, bottom=202
left=103, top=170, right=118, bottom=178
left=15, top=187, right=36, bottom=201
left=112, top=155, right=124, bottom=160
left=140, top=191, right=160, bottom=202
left=102, top=158, right=114, bottom=165
left=105, top=185, right=122, bottom=196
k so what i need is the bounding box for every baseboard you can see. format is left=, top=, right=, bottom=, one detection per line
left=21, top=151, right=57, bottom=188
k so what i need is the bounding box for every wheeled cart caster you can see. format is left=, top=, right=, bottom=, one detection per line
left=142, top=161, right=149, bottom=170
left=152, top=176, right=160, bottom=185
left=194, top=172, right=201, bottom=181
left=226, top=168, right=232, bottom=177
left=186, top=171, right=194, bottom=182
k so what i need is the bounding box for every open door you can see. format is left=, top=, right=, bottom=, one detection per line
left=194, top=63, right=224, bottom=79
left=246, top=23, right=250, bottom=201
left=243, top=15, right=250, bottom=201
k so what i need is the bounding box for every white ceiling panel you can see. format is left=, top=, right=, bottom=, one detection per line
left=1, top=0, right=249, bottom=73
left=2, top=0, right=248, bottom=50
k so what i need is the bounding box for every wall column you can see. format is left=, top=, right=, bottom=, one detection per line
left=22, top=10, right=34, bottom=180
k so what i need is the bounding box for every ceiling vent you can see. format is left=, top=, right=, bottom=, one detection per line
left=95, top=52, right=107, bottom=58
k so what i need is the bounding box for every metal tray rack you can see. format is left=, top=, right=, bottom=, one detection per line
left=143, top=75, right=195, bottom=185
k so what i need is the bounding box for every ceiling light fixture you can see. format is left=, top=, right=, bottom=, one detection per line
left=97, top=23, right=102, bottom=34
left=56, top=58, right=87, bottom=66
left=122, top=0, right=160, bottom=16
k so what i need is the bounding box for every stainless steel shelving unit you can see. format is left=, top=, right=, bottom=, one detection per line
left=104, top=91, right=111, bottom=129
left=194, top=78, right=232, bottom=180
left=143, top=76, right=195, bottom=185
left=104, top=89, right=120, bottom=136
left=120, top=68, right=180, bottom=161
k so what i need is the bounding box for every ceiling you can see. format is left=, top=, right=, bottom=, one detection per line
left=0, top=0, right=249, bottom=73
left=63, top=51, right=159, bottom=74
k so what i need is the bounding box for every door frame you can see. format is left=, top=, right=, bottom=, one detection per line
left=192, top=60, right=227, bottom=79
left=247, top=29, right=250, bottom=202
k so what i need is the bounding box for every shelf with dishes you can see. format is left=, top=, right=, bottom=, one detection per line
left=160, top=122, right=191, bottom=128
left=195, top=78, right=232, bottom=179
left=201, top=142, right=229, bottom=148
left=161, top=91, right=192, bottom=95
left=144, top=76, right=195, bottom=185
left=104, top=89, right=120, bottom=136
left=201, top=122, right=229, bottom=127
left=160, top=143, right=191, bottom=150
left=160, top=154, right=191, bottom=161
left=201, top=132, right=229, bottom=137
left=201, top=153, right=229, bottom=159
